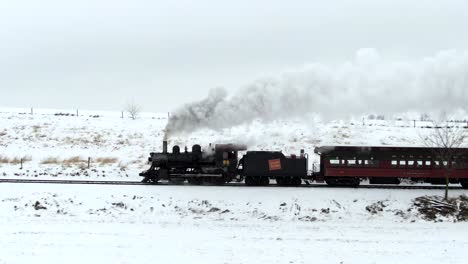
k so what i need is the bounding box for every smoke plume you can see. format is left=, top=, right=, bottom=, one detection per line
left=165, top=49, right=468, bottom=138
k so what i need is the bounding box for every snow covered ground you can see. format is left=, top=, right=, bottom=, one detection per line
left=1, top=107, right=468, bottom=263
left=1, top=183, right=468, bottom=264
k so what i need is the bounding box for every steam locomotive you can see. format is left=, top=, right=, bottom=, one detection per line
left=140, top=141, right=468, bottom=188
left=139, top=141, right=308, bottom=186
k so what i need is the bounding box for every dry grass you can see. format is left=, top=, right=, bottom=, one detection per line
left=40, top=157, right=61, bottom=164
left=0, top=155, right=32, bottom=164
left=95, top=157, right=118, bottom=165
left=0, top=155, right=9, bottom=164
left=10, top=155, right=32, bottom=164
left=63, top=156, right=86, bottom=164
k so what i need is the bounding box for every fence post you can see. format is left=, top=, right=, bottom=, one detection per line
left=121, top=112, right=124, bottom=119
left=413, top=120, right=416, bottom=128
left=168, top=112, right=170, bottom=119
left=31, top=107, right=33, bottom=115
left=20, top=158, right=23, bottom=170
left=76, top=109, right=79, bottom=117
left=88, top=157, right=91, bottom=169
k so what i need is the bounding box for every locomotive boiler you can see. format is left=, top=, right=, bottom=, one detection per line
left=140, top=141, right=247, bottom=184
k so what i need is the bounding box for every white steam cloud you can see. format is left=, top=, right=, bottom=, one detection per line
left=165, top=49, right=468, bottom=138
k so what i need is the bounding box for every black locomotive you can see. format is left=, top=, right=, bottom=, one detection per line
left=140, top=141, right=247, bottom=184
left=140, top=141, right=308, bottom=186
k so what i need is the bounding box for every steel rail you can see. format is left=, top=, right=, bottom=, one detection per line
left=0, top=178, right=464, bottom=190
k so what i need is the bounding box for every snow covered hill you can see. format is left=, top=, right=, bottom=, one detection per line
left=2, top=107, right=463, bottom=181
left=1, top=107, right=468, bottom=263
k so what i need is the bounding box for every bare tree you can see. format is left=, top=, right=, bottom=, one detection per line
left=420, top=115, right=467, bottom=200
left=125, top=101, right=141, bottom=120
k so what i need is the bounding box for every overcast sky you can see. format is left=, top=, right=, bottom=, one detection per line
left=1, top=0, right=467, bottom=112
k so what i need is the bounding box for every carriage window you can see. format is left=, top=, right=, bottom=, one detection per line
left=391, top=160, right=398, bottom=166
left=329, top=159, right=340, bottom=165
left=443, top=161, right=448, bottom=167
left=399, top=160, right=406, bottom=166
left=425, top=161, right=431, bottom=166
left=407, top=160, right=414, bottom=166
left=434, top=161, right=440, bottom=167
left=416, top=160, right=423, bottom=167
left=348, top=160, right=356, bottom=165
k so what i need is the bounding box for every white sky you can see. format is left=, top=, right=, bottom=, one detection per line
left=1, top=0, right=467, bottom=112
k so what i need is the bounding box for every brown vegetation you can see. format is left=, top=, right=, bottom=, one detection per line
left=95, top=157, right=118, bottom=165
left=10, top=155, right=32, bottom=164
left=40, top=157, right=61, bottom=164
left=63, top=156, right=86, bottom=164
left=0, top=155, right=9, bottom=164
left=0, top=155, right=32, bottom=164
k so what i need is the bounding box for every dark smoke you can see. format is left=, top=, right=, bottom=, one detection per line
left=165, top=49, right=468, bottom=138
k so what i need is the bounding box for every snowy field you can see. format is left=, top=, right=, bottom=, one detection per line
left=1, top=183, right=468, bottom=264
left=2, top=107, right=466, bottom=181
left=1, top=107, right=468, bottom=263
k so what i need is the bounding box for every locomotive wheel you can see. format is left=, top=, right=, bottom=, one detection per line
left=169, top=178, right=185, bottom=185
left=188, top=177, right=203, bottom=185
left=325, top=177, right=360, bottom=187
left=260, top=176, right=270, bottom=186
left=291, top=177, right=302, bottom=186
left=275, top=177, right=284, bottom=186
left=201, top=177, right=213, bottom=185
left=283, top=177, right=292, bottom=186
left=245, top=176, right=255, bottom=186
left=460, top=180, right=468, bottom=189
left=213, top=176, right=226, bottom=185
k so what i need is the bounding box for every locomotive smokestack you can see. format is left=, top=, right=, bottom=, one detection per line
left=163, top=140, right=168, bottom=153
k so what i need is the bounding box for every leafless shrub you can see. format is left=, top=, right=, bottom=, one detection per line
left=41, top=157, right=61, bottom=164
left=125, top=101, right=142, bottom=120
left=413, top=195, right=468, bottom=221
left=95, top=157, right=118, bottom=165
left=0, top=131, right=7, bottom=137
left=420, top=114, right=467, bottom=200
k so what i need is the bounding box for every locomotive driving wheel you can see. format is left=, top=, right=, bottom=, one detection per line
left=188, top=177, right=203, bottom=185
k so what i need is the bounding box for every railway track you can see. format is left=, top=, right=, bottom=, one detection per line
left=0, top=178, right=464, bottom=190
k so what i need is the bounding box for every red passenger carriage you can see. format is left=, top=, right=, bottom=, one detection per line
left=314, top=146, right=468, bottom=188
